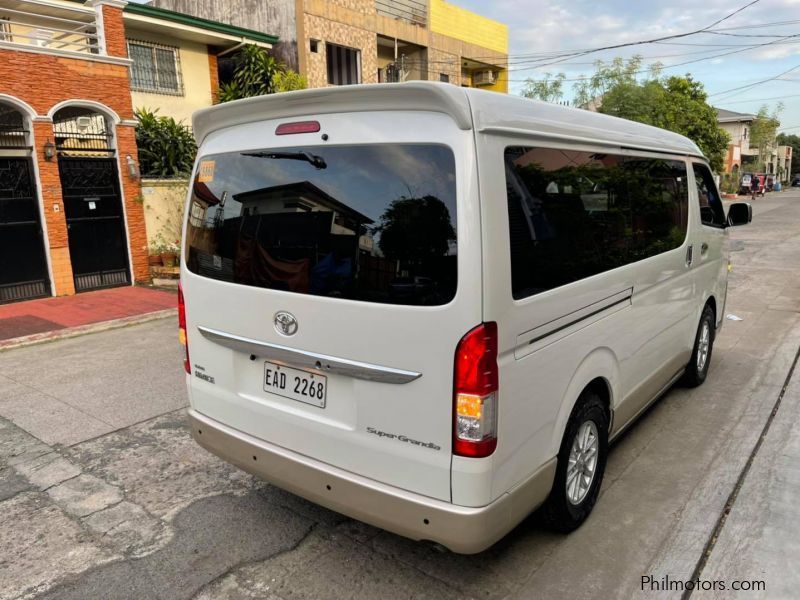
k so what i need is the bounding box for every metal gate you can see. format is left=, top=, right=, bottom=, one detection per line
left=54, top=107, right=129, bottom=293
left=58, top=157, right=130, bottom=292
left=0, top=157, right=51, bottom=303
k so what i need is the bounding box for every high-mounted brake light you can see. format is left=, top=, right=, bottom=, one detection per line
left=275, top=121, right=321, bottom=135
left=178, top=283, right=190, bottom=374
left=453, top=322, right=498, bottom=458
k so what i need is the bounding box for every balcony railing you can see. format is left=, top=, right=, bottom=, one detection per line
left=0, top=0, right=100, bottom=55
left=376, top=0, right=427, bottom=27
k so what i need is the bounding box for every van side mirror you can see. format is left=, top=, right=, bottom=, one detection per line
left=727, top=202, right=752, bottom=227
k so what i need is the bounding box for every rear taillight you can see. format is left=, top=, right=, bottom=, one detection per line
left=178, top=283, right=190, bottom=374
left=453, top=322, right=498, bottom=457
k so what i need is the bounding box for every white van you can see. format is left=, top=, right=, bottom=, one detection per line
left=179, top=82, right=752, bottom=553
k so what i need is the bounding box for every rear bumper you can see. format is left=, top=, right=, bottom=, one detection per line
left=189, top=410, right=556, bottom=554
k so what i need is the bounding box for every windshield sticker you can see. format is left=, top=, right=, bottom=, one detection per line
left=198, top=160, right=215, bottom=182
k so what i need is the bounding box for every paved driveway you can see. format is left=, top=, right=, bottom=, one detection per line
left=1, top=191, right=799, bottom=599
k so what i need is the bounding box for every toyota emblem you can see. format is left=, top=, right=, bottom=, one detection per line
left=274, top=311, right=298, bottom=336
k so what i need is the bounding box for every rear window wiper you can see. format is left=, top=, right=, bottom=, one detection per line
left=242, top=151, right=327, bottom=170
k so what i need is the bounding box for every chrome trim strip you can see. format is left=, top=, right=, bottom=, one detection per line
left=197, top=326, right=422, bottom=384
left=518, top=288, right=633, bottom=351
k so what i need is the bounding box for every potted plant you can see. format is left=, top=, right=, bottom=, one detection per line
left=160, top=240, right=180, bottom=268
left=148, top=241, right=164, bottom=266
left=720, top=174, right=739, bottom=199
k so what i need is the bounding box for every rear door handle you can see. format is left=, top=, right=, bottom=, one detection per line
left=685, top=245, right=694, bottom=267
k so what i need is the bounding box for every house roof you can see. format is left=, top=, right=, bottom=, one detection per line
left=123, top=3, right=278, bottom=45
left=716, top=108, right=756, bottom=123
left=193, top=81, right=705, bottom=159
left=234, top=181, right=374, bottom=225
left=64, top=0, right=278, bottom=45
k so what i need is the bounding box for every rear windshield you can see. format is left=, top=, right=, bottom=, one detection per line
left=185, top=144, right=457, bottom=305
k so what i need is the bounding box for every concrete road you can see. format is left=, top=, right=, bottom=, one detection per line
left=1, top=190, right=799, bottom=599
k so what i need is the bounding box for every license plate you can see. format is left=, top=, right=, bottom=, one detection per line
left=263, top=361, right=327, bottom=408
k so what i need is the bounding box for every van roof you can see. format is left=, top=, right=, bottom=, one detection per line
left=193, top=82, right=705, bottom=160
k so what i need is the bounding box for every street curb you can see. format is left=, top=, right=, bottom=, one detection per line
left=0, top=309, right=177, bottom=352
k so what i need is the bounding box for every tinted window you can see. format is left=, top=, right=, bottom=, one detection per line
left=186, top=144, right=457, bottom=306
left=693, top=163, right=726, bottom=227
left=505, top=147, right=688, bottom=299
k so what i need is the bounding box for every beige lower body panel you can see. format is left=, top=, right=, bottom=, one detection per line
left=189, top=410, right=556, bottom=554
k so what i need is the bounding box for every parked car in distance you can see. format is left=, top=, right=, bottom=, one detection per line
left=738, top=173, right=752, bottom=195
left=791, top=177, right=800, bottom=187
left=180, top=82, right=753, bottom=554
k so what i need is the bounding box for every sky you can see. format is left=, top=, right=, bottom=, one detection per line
left=456, top=0, right=800, bottom=135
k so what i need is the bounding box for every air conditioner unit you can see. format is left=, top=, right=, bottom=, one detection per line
left=473, top=70, right=496, bottom=86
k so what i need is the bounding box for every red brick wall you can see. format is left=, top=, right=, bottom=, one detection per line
left=0, top=3, right=149, bottom=295
left=101, top=5, right=128, bottom=59
left=0, top=51, right=134, bottom=120
left=32, top=122, right=75, bottom=296
left=116, top=125, right=150, bottom=284
left=208, top=49, right=220, bottom=104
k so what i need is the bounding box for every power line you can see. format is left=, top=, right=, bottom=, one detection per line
left=704, top=0, right=761, bottom=29
left=506, top=35, right=800, bottom=83
left=400, top=33, right=800, bottom=71
left=504, top=40, right=795, bottom=73
left=391, top=1, right=772, bottom=65
left=718, top=93, right=800, bottom=105
left=709, top=63, right=800, bottom=97
left=517, top=0, right=764, bottom=70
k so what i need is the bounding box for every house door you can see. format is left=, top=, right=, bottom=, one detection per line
left=0, top=157, right=51, bottom=303
left=58, top=156, right=130, bottom=292
left=53, top=106, right=130, bottom=293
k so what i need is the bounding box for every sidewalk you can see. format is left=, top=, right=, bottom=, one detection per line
left=0, top=286, right=177, bottom=348
left=696, top=344, right=800, bottom=597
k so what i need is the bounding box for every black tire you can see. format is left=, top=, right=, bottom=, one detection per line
left=541, top=392, right=609, bottom=532
left=682, top=305, right=715, bottom=388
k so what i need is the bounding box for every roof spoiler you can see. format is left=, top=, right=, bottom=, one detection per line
left=192, top=82, right=473, bottom=145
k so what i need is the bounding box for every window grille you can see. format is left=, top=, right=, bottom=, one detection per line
left=326, top=43, right=361, bottom=86
left=127, top=40, right=184, bottom=95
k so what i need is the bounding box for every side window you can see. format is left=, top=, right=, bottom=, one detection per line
left=504, top=147, right=688, bottom=299
left=692, top=164, right=726, bottom=227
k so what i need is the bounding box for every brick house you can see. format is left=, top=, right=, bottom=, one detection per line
left=0, top=0, right=277, bottom=304
left=0, top=0, right=146, bottom=302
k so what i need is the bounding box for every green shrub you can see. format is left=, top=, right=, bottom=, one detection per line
left=218, top=45, right=306, bottom=102
left=134, top=107, right=197, bottom=179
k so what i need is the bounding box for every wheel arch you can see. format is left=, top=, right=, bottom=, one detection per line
left=549, top=347, right=619, bottom=456
left=699, top=293, right=720, bottom=331
left=705, top=295, right=717, bottom=322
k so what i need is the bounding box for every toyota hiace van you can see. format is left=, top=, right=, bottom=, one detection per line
left=180, top=82, right=751, bottom=553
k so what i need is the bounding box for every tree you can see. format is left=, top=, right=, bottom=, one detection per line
left=134, top=108, right=196, bottom=178
left=598, top=73, right=729, bottom=172
left=372, top=196, right=455, bottom=262
left=521, top=57, right=729, bottom=171
left=521, top=72, right=566, bottom=103
left=573, top=56, right=662, bottom=109
left=748, top=105, right=782, bottom=172
left=217, top=44, right=306, bottom=102
left=776, top=132, right=800, bottom=177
